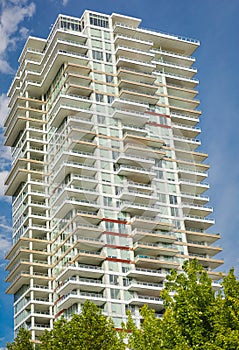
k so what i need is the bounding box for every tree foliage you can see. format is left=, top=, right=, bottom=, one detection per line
left=39, top=300, right=125, bottom=350
left=6, top=327, right=34, bottom=350
left=6, top=262, right=239, bottom=350
left=126, top=260, right=239, bottom=350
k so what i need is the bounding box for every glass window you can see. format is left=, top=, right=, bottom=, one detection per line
left=105, top=221, right=114, bottom=231
left=169, top=195, right=178, bottom=205
left=106, top=75, right=113, bottom=83
left=97, top=115, right=105, bottom=124
left=94, top=73, right=104, bottom=81
left=104, top=196, right=113, bottom=206
left=104, top=31, right=111, bottom=40
left=110, top=275, right=119, bottom=285
left=106, top=234, right=116, bottom=245
left=105, top=65, right=114, bottom=73
left=111, top=289, right=120, bottom=299
left=93, top=50, right=103, bottom=61
left=91, top=39, right=103, bottom=49
left=105, top=42, right=112, bottom=51
left=101, top=172, right=111, bottom=182
left=93, top=62, right=102, bottom=70
left=102, top=185, right=112, bottom=194
left=108, top=261, right=119, bottom=272
left=111, top=303, right=122, bottom=314
left=96, top=93, right=104, bottom=102
left=171, top=207, right=179, bottom=217
left=107, top=95, right=114, bottom=104
left=90, top=14, right=109, bottom=28
left=105, top=52, right=112, bottom=62
left=91, top=28, right=101, bottom=38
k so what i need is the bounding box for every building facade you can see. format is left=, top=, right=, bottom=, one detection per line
left=5, top=10, right=223, bottom=341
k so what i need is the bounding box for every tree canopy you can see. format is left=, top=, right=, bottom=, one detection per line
left=7, top=261, right=239, bottom=350
left=39, top=300, right=125, bottom=350
left=126, top=260, right=239, bottom=350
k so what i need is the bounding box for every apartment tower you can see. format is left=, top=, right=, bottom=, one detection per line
left=5, top=10, right=223, bottom=341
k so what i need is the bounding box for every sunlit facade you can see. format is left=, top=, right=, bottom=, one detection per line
left=5, top=10, right=223, bottom=341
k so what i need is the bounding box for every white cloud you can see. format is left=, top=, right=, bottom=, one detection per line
left=0, top=215, right=12, bottom=259
left=0, top=93, right=9, bottom=128
left=0, top=94, right=11, bottom=165
left=62, top=0, right=69, bottom=5
left=0, top=0, right=36, bottom=74
left=0, top=171, right=9, bottom=198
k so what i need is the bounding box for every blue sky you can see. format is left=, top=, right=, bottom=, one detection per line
left=0, top=0, right=239, bottom=346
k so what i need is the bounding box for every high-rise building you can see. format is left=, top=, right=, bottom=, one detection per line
left=5, top=10, right=223, bottom=342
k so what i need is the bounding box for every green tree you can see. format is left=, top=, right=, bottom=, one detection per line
left=125, top=305, right=163, bottom=350
left=39, top=300, right=125, bottom=350
left=160, top=259, right=216, bottom=349
left=126, top=260, right=239, bottom=350
left=6, top=327, right=34, bottom=350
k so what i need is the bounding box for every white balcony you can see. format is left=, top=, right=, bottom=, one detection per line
left=116, top=45, right=154, bottom=62
left=57, top=291, right=106, bottom=309
left=185, top=230, right=220, bottom=244
left=52, top=197, right=100, bottom=219
left=126, top=280, right=163, bottom=295
left=118, top=188, right=157, bottom=204
left=56, top=264, right=104, bottom=282
left=117, top=67, right=156, bottom=84
left=114, top=34, right=153, bottom=51
left=73, top=237, right=104, bottom=252
left=187, top=241, right=222, bottom=257
left=71, top=250, right=105, bottom=265
left=135, top=254, right=179, bottom=269
left=179, top=180, right=209, bottom=195
left=120, top=201, right=161, bottom=217
left=126, top=267, right=167, bottom=283
left=51, top=161, right=97, bottom=185
left=128, top=295, right=163, bottom=311
left=153, top=59, right=197, bottom=78
left=130, top=216, right=172, bottom=231
left=178, top=167, right=208, bottom=183
left=116, top=164, right=156, bottom=183
left=184, top=215, right=215, bottom=230
left=116, top=153, right=155, bottom=169
left=133, top=242, right=178, bottom=256
left=182, top=203, right=213, bottom=217
left=119, top=87, right=158, bottom=105
left=172, top=122, right=201, bottom=138
left=57, top=277, right=105, bottom=295
left=130, top=228, right=176, bottom=244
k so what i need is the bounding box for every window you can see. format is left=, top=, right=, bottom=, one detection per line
left=96, top=93, right=104, bottom=102
left=104, top=196, right=113, bottom=207
left=106, top=234, right=116, bottom=245
left=110, top=275, right=119, bottom=285
left=97, top=115, right=105, bottom=124
left=105, top=53, right=112, bottom=62
left=93, top=50, right=103, bottom=61
left=105, top=221, right=114, bottom=231
left=171, top=207, right=179, bottom=217
left=107, top=95, right=114, bottom=104
left=90, top=13, right=109, bottom=28
left=106, top=75, right=113, bottom=83
left=111, top=289, right=120, bottom=299
left=169, top=195, right=178, bottom=205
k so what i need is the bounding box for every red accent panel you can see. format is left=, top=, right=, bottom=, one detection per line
left=55, top=309, right=65, bottom=318
left=147, top=121, right=171, bottom=129
left=54, top=295, right=63, bottom=306
left=106, top=257, right=134, bottom=264
left=103, top=231, right=129, bottom=237
left=146, top=111, right=170, bottom=118
left=105, top=244, right=131, bottom=250
left=103, top=218, right=128, bottom=225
